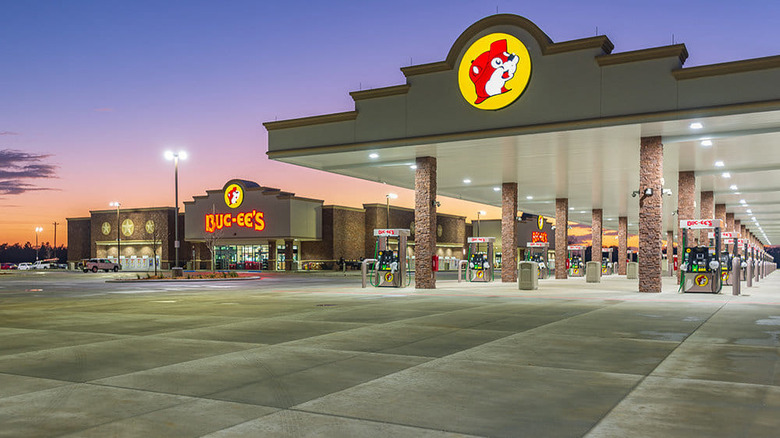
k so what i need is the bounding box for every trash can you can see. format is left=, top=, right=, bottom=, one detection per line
left=626, top=262, right=639, bottom=279
left=518, top=261, right=538, bottom=290
left=586, top=261, right=601, bottom=283
left=172, top=267, right=184, bottom=278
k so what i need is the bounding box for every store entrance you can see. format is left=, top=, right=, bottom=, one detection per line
left=214, top=244, right=269, bottom=270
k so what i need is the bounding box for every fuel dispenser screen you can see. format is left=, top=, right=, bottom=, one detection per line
left=685, top=247, right=714, bottom=272
left=469, top=253, right=487, bottom=270
left=378, top=250, right=397, bottom=270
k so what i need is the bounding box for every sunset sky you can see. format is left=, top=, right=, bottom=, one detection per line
left=2, top=1, right=778, bottom=246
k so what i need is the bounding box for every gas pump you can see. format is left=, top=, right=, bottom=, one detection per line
left=466, top=237, right=495, bottom=282
left=709, top=231, right=739, bottom=286
left=370, top=229, right=410, bottom=288
left=679, top=219, right=723, bottom=294
left=601, top=248, right=614, bottom=275
left=527, top=242, right=549, bottom=279
left=567, top=245, right=585, bottom=277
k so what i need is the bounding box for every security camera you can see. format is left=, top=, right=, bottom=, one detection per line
left=644, top=188, right=653, bottom=196
left=663, top=189, right=673, bottom=196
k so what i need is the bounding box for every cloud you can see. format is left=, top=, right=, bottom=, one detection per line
left=0, top=149, right=57, bottom=196
left=0, top=131, right=20, bottom=136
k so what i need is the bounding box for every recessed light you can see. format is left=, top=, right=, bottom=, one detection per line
left=730, top=185, right=738, bottom=190
left=700, top=139, right=713, bottom=147
left=721, top=172, right=731, bottom=178
left=493, top=187, right=500, bottom=192
left=580, top=211, right=586, bottom=214
left=740, top=199, right=747, bottom=204
left=746, top=209, right=752, bottom=214
left=714, top=161, right=724, bottom=167
left=690, top=122, right=703, bottom=129
left=410, top=164, right=417, bottom=170
left=463, top=178, right=471, bottom=184
left=526, top=195, right=533, bottom=200
left=369, top=153, right=379, bottom=159
left=569, top=207, right=574, bottom=211
left=734, top=192, right=741, bottom=195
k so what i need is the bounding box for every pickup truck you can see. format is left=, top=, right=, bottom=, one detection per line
left=83, top=258, right=120, bottom=273
left=31, top=260, right=54, bottom=269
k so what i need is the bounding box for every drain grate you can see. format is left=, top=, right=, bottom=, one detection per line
left=316, top=303, right=337, bottom=307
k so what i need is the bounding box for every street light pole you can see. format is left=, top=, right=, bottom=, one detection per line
left=165, top=151, right=187, bottom=272
left=34, top=227, right=43, bottom=260
left=385, top=193, right=397, bottom=228
left=110, top=202, right=121, bottom=269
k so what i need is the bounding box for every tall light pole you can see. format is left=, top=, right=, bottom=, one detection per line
left=165, top=150, right=187, bottom=272
left=476, top=211, right=486, bottom=237
left=34, top=227, right=43, bottom=260
left=385, top=193, right=398, bottom=228
left=109, top=202, right=121, bottom=269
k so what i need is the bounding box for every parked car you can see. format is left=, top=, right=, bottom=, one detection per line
left=83, top=258, right=120, bottom=273
left=31, top=260, right=54, bottom=269
left=0, top=262, right=17, bottom=270
left=17, top=262, right=33, bottom=270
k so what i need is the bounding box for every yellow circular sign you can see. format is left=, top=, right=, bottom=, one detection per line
left=101, top=222, right=111, bottom=235
left=537, top=215, right=544, bottom=230
left=224, top=184, right=244, bottom=209
left=694, top=274, right=709, bottom=287
left=458, top=33, right=532, bottom=110
left=384, top=272, right=394, bottom=283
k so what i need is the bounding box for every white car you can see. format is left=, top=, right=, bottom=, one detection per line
left=17, top=262, right=33, bottom=270
left=31, top=260, right=54, bottom=269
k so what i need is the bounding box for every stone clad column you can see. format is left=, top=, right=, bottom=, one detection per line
left=715, top=203, right=726, bottom=253
left=639, top=136, right=663, bottom=293
left=726, top=212, right=735, bottom=234
left=267, top=240, right=277, bottom=271
left=555, top=198, right=568, bottom=279
left=699, top=191, right=714, bottom=244
left=666, top=230, right=674, bottom=276
left=677, top=171, right=696, bottom=279
left=592, top=209, right=603, bottom=262
left=284, top=239, right=294, bottom=271
left=618, top=216, right=627, bottom=275
left=415, top=156, right=437, bottom=289
left=501, top=183, right=518, bottom=282
left=734, top=220, right=742, bottom=256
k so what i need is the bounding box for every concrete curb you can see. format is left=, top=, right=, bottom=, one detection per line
left=106, top=276, right=261, bottom=283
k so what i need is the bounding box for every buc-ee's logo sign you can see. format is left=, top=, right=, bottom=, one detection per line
left=458, top=33, right=531, bottom=110
left=224, top=183, right=244, bottom=208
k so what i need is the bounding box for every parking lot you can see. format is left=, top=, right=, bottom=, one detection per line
left=0, top=271, right=779, bottom=437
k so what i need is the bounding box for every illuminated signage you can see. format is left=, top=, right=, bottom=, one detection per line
left=468, top=237, right=492, bottom=243
left=694, top=274, right=709, bottom=287
left=527, top=242, right=548, bottom=248
left=531, top=231, right=548, bottom=243
left=567, top=245, right=584, bottom=251
left=224, top=183, right=244, bottom=209
left=537, top=215, right=544, bottom=230
left=458, top=33, right=531, bottom=110
left=679, top=219, right=723, bottom=229
left=205, top=210, right=265, bottom=233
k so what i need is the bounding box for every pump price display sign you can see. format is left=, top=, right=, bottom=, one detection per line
left=708, top=232, right=738, bottom=239
left=680, top=219, right=723, bottom=229
left=567, top=245, right=584, bottom=251
left=527, top=242, right=548, bottom=247
left=374, top=229, right=411, bottom=237
left=468, top=237, right=493, bottom=243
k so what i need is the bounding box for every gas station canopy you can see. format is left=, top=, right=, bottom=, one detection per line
left=265, top=15, right=780, bottom=244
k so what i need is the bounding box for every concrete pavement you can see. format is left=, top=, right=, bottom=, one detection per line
left=0, top=271, right=778, bottom=437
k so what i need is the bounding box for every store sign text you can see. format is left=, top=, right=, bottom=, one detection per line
left=205, top=210, right=265, bottom=233
left=531, top=232, right=548, bottom=243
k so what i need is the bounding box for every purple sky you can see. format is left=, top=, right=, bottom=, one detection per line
left=2, top=0, right=778, bottom=244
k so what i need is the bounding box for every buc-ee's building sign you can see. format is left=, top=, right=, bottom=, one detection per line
left=458, top=33, right=531, bottom=110
left=205, top=182, right=265, bottom=233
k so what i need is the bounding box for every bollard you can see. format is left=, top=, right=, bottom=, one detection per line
left=361, top=259, right=377, bottom=288
left=747, top=259, right=753, bottom=288
left=755, top=259, right=760, bottom=283
left=457, top=259, right=468, bottom=283
left=732, top=257, right=741, bottom=296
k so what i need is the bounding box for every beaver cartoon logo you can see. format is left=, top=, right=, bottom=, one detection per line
left=694, top=274, right=709, bottom=287
left=458, top=33, right=531, bottom=110
left=469, top=39, right=518, bottom=104
left=224, top=183, right=244, bottom=209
